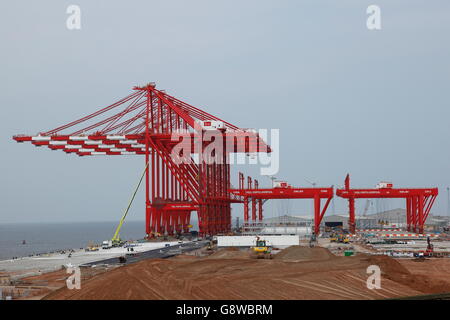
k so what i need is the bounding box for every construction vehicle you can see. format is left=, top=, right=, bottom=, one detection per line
left=102, top=240, right=113, bottom=249
left=337, top=234, right=350, bottom=244
left=330, top=232, right=349, bottom=244
left=309, top=232, right=317, bottom=248
left=414, top=236, right=434, bottom=258
left=85, top=241, right=99, bottom=252
left=250, top=237, right=273, bottom=259
left=330, top=233, right=338, bottom=242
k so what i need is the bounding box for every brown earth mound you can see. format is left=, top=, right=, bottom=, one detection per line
left=43, top=246, right=450, bottom=300
left=395, top=258, right=450, bottom=294
left=274, top=246, right=336, bottom=262
left=207, top=248, right=250, bottom=259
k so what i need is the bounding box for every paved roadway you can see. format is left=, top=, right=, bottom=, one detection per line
left=82, top=240, right=209, bottom=267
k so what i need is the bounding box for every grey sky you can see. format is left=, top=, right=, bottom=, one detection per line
left=1, top=1, right=449, bottom=224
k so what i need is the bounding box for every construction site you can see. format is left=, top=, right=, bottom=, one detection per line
left=2, top=238, right=450, bottom=300
left=2, top=83, right=450, bottom=300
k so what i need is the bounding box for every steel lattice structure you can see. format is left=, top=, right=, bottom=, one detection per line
left=336, top=174, right=438, bottom=234
left=13, top=83, right=270, bottom=237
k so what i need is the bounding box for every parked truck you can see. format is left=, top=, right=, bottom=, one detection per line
left=102, top=240, right=112, bottom=249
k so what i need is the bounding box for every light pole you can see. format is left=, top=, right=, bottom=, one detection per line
left=268, top=175, right=277, bottom=188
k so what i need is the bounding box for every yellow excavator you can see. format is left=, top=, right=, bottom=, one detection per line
left=330, top=233, right=338, bottom=242
left=330, top=232, right=349, bottom=244
left=110, top=162, right=149, bottom=247
left=340, top=234, right=350, bottom=244
left=251, top=237, right=273, bottom=259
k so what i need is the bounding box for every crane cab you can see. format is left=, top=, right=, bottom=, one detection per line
left=376, top=182, right=393, bottom=189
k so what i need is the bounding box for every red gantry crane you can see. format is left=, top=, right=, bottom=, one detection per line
left=230, top=173, right=334, bottom=235
left=13, top=83, right=270, bottom=237
left=336, top=174, right=438, bottom=234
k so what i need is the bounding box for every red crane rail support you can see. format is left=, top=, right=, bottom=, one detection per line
left=336, top=174, right=438, bottom=234
left=230, top=172, right=334, bottom=235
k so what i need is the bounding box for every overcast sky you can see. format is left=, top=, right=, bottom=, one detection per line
left=1, top=1, right=449, bottom=225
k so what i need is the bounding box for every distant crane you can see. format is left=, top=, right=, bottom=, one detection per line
left=305, top=179, right=317, bottom=188
left=331, top=185, right=336, bottom=214
left=360, top=199, right=372, bottom=229
left=264, top=175, right=277, bottom=188
left=362, top=199, right=371, bottom=217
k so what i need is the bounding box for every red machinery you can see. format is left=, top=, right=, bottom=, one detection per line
left=13, top=83, right=270, bottom=237
left=230, top=172, right=334, bottom=234
left=336, top=174, right=438, bottom=234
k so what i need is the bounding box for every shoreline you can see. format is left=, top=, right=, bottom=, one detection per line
left=0, top=239, right=206, bottom=300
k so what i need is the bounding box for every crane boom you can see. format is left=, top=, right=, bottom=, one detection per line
left=112, top=162, right=149, bottom=244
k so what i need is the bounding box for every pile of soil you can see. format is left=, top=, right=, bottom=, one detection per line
left=44, top=246, right=443, bottom=300
left=397, top=258, right=450, bottom=294
left=207, top=247, right=249, bottom=259
left=274, top=246, right=336, bottom=262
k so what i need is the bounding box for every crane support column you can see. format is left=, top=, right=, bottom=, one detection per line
left=244, top=196, right=249, bottom=224
left=314, top=194, right=320, bottom=235
left=251, top=198, right=257, bottom=222
left=258, top=199, right=263, bottom=221
left=418, top=194, right=424, bottom=234
left=412, top=196, right=417, bottom=232
left=145, top=89, right=152, bottom=237
left=348, top=197, right=356, bottom=234
left=406, top=197, right=412, bottom=232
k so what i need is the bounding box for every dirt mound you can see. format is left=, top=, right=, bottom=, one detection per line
left=400, top=258, right=450, bottom=285
left=207, top=248, right=250, bottom=259
left=42, top=246, right=450, bottom=300
left=44, top=248, right=421, bottom=300
left=275, top=246, right=336, bottom=262
left=170, top=254, right=199, bottom=260
left=363, top=255, right=450, bottom=294
left=365, top=255, right=410, bottom=276
left=44, top=254, right=421, bottom=300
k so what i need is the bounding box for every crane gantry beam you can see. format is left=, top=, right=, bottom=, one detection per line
left=230, top=172, right=334, bottom=235
left=336, top=174, right=438, bottom=234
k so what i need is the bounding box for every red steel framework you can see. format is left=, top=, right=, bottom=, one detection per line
left=13, top=83, right=270, bottom=237
left=230, top=172, right=334, bottom=234
left=336, top=174, right=438, bottom=234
